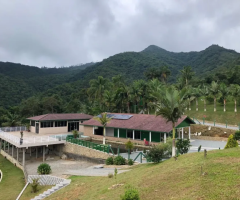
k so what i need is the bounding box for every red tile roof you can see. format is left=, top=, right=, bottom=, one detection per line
left=82, top=113, right=192, bottom=133
left=27, top=113, right=93, bottom=121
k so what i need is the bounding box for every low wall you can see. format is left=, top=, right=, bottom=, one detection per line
left=0, top=150, right=23, bottom=171
left=189, top=124, right=235, bottom=138
left=58, top=143, right=112, bottom=164
left=191, top=135, right=228, bottom=141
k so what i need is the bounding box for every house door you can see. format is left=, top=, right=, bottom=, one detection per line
left=36, top=123, right=39, bottom=134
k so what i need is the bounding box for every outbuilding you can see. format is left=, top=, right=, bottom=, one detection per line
left=27, top=113, right=93, bottom=134
left=82, top=113, right=195, bottom=143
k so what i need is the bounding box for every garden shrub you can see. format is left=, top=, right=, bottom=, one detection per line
left=108, top=173, right=113, bottom=178
left=225, top=134, right=238, bottom=149
left=128, top=159, right=134, bottom=165
left=176, top=139, right=191, bottom=154
left=121, top=185, right=140, bottom=200
left=72, top=129, right=79, bottom=138
left=234, top=130, right=240, bottom=141
left=37, top=163, right=51, bottom=174
left=113, top=156, right=126, bottom=165
left=105, top=157, right=114, bottom=165
left=158, top=138, right=172, bottom=157
left=146, top=145, right=164, bottom=163
left=125, top=139, right=134, bottom=153
left=31, top=178, right=39, bottom=193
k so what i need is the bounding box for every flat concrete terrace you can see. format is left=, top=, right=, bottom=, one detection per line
left=0, top=130, right=67, bottom=148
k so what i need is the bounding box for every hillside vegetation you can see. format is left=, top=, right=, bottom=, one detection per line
left=46, top=148, right=240, bottom=200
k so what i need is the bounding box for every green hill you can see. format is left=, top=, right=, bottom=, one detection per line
left=46, top=147, right=240, bottom=200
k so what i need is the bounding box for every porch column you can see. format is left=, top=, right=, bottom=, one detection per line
left=12, top=145, right=14, bottom=157
left=182, top=128, right=184, bottom=139
left=92, top=127, right=95, bottom=135
left=133, top=130, right=135, bottom=140
left=17, top=148, right=19, bottom=161
left=43, top=146, right=45, bottom=162
left=22, top=148, right=26, bottom=167
left=8, top=142, right=10, bottom=153
left=164, top=133, right=166, bottom=143
left=36, top=147, right=38, bottom=159
left=189, top=126, right=191, bottom=140
left=118, top=129, right=119, bottom=138
left=149, top=132, right=151, bottom=142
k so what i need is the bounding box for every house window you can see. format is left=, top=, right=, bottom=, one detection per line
left=55, top=121, right=67, bottom=127
left=127, top=130, right=133, bottom=139
left=31, top=120, right=35, bottom=127
left=41, top=121, right=54, bottom=128
left=135, top=131, right=141, bottom=140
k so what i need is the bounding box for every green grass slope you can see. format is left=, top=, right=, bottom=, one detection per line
left=46, top=148, right=240, bottom=200
left=0, top=155, right=25, bottom=200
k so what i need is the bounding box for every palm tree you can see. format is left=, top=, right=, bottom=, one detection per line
left=200, top=85, right=209, bottom=112
left=192, top=86, right=201, bottom=111
left=2, top=112, right=22, bottom=127
left=93, top=113, right=112, bottom=145
left=180, top=66, right=195, bottom=86
left=155, top=87, right=187, bottom=157
left=144, top=67, right=161, bottom=80
left=160, top=66, right=171, bottom=83
left=230, top=84, right=240, bottom=113
left=219, top=83, right=229, bottom=112
left=209, top=81, right=219, bottom=112
left=88, top=76, right=109, bottom=103
left=103, top=90, right=114, bottom=112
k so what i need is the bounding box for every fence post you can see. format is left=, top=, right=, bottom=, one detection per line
left=117, top=147, right=120, bottom=156
left=140, top=153, right=142, bottom=163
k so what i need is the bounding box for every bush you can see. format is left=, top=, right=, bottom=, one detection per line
left=128, top=159, right=134, bottom=165
left=121, top=185, right=140, bottom=200
left=143, top=149, right=146, bottom=154
left=225, top=134, right=238, bottom=149
left=31, top=178, right=39, bottom=193
left=176, top=139, right=191, bottom=154
left=146, top=145, right=164, bottom=163
left=157, top=138, right=172, bottom=157
left=108, top=173, right=113, bottom=178
left=72, top=129, right=79, bottom=138
left=234, top=130, right=240, bottom=141
left=113, top=156, right=126, bottom=165
left=37, top=163, right=51, bottom=174
left=106, top=157, right=114, bottom=165
left=125, top=139, right=134, bottom=152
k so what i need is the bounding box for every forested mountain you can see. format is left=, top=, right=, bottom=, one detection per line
left=1, top=44, right=240, bottom=109
left=0, top=62, right=94, bottom=107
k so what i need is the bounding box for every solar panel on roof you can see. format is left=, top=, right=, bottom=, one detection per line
left=97, top=114, right=132, bottom=120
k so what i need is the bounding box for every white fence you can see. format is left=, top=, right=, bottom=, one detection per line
left=0, top=126, right=26, bottom=132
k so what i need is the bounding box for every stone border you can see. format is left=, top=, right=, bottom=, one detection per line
left=0, top=169, right=2, bottom=183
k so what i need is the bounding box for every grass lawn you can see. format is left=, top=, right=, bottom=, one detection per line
left=0, top=154, right=25, bottom=200
left=185, top=100, right=240, bottom=125
left=45, top=147, right=240, bottom=200
left=20, top=185, right=52, bottom=200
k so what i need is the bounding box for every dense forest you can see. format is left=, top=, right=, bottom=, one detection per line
left=1, top=44, right=240, bottom=126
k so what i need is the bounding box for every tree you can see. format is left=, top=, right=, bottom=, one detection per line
left=230, top=84, right=240, bottom=113
left=144, top=67, right=161, bottom=80
left=209, top=81, right=219, bottom=112
left=192, top=86, right=201, bottom=111
left=176, top=139, right=191, bottom=154
left=180, top=66, right=195, bottom=86
left=200, top=85, right=209, bottom=112
left=2, top=111, right=22, bottom=127
left=219, top=83, right=229, bottom=112
left=93, top=112, right=112, bottom=145
left=159, top=66, right=171, bottom=83
left=155, top=87, right=187, bottom=157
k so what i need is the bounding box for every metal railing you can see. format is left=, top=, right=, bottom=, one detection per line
left=0, top=126, right=26, bottom=132
left=133, top=152, right=148, bottom=163
left=66, top=137, right=110, bottom=154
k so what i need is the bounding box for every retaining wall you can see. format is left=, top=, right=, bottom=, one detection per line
left=0, top=150, right=23, bottom=170
left=57, top=143, right=112, bottom=164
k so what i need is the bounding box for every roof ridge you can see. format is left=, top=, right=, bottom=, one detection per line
left=39, top=113, right=50, bottom=120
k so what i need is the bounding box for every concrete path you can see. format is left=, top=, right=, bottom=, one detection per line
left=193, top=119, right=239, bottom=130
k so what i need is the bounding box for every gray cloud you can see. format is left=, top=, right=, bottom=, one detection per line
left=0, top=0, right=240, bottom=67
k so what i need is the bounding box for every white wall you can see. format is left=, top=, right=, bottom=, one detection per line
left=30, top=126, right=35, bottom=133
left=39, top=127, right=68, bottom=134
left=106, top=128, right=114, bottom=137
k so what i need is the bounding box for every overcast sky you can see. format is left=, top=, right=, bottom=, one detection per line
left=0, top=0, right=240, bottom=67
